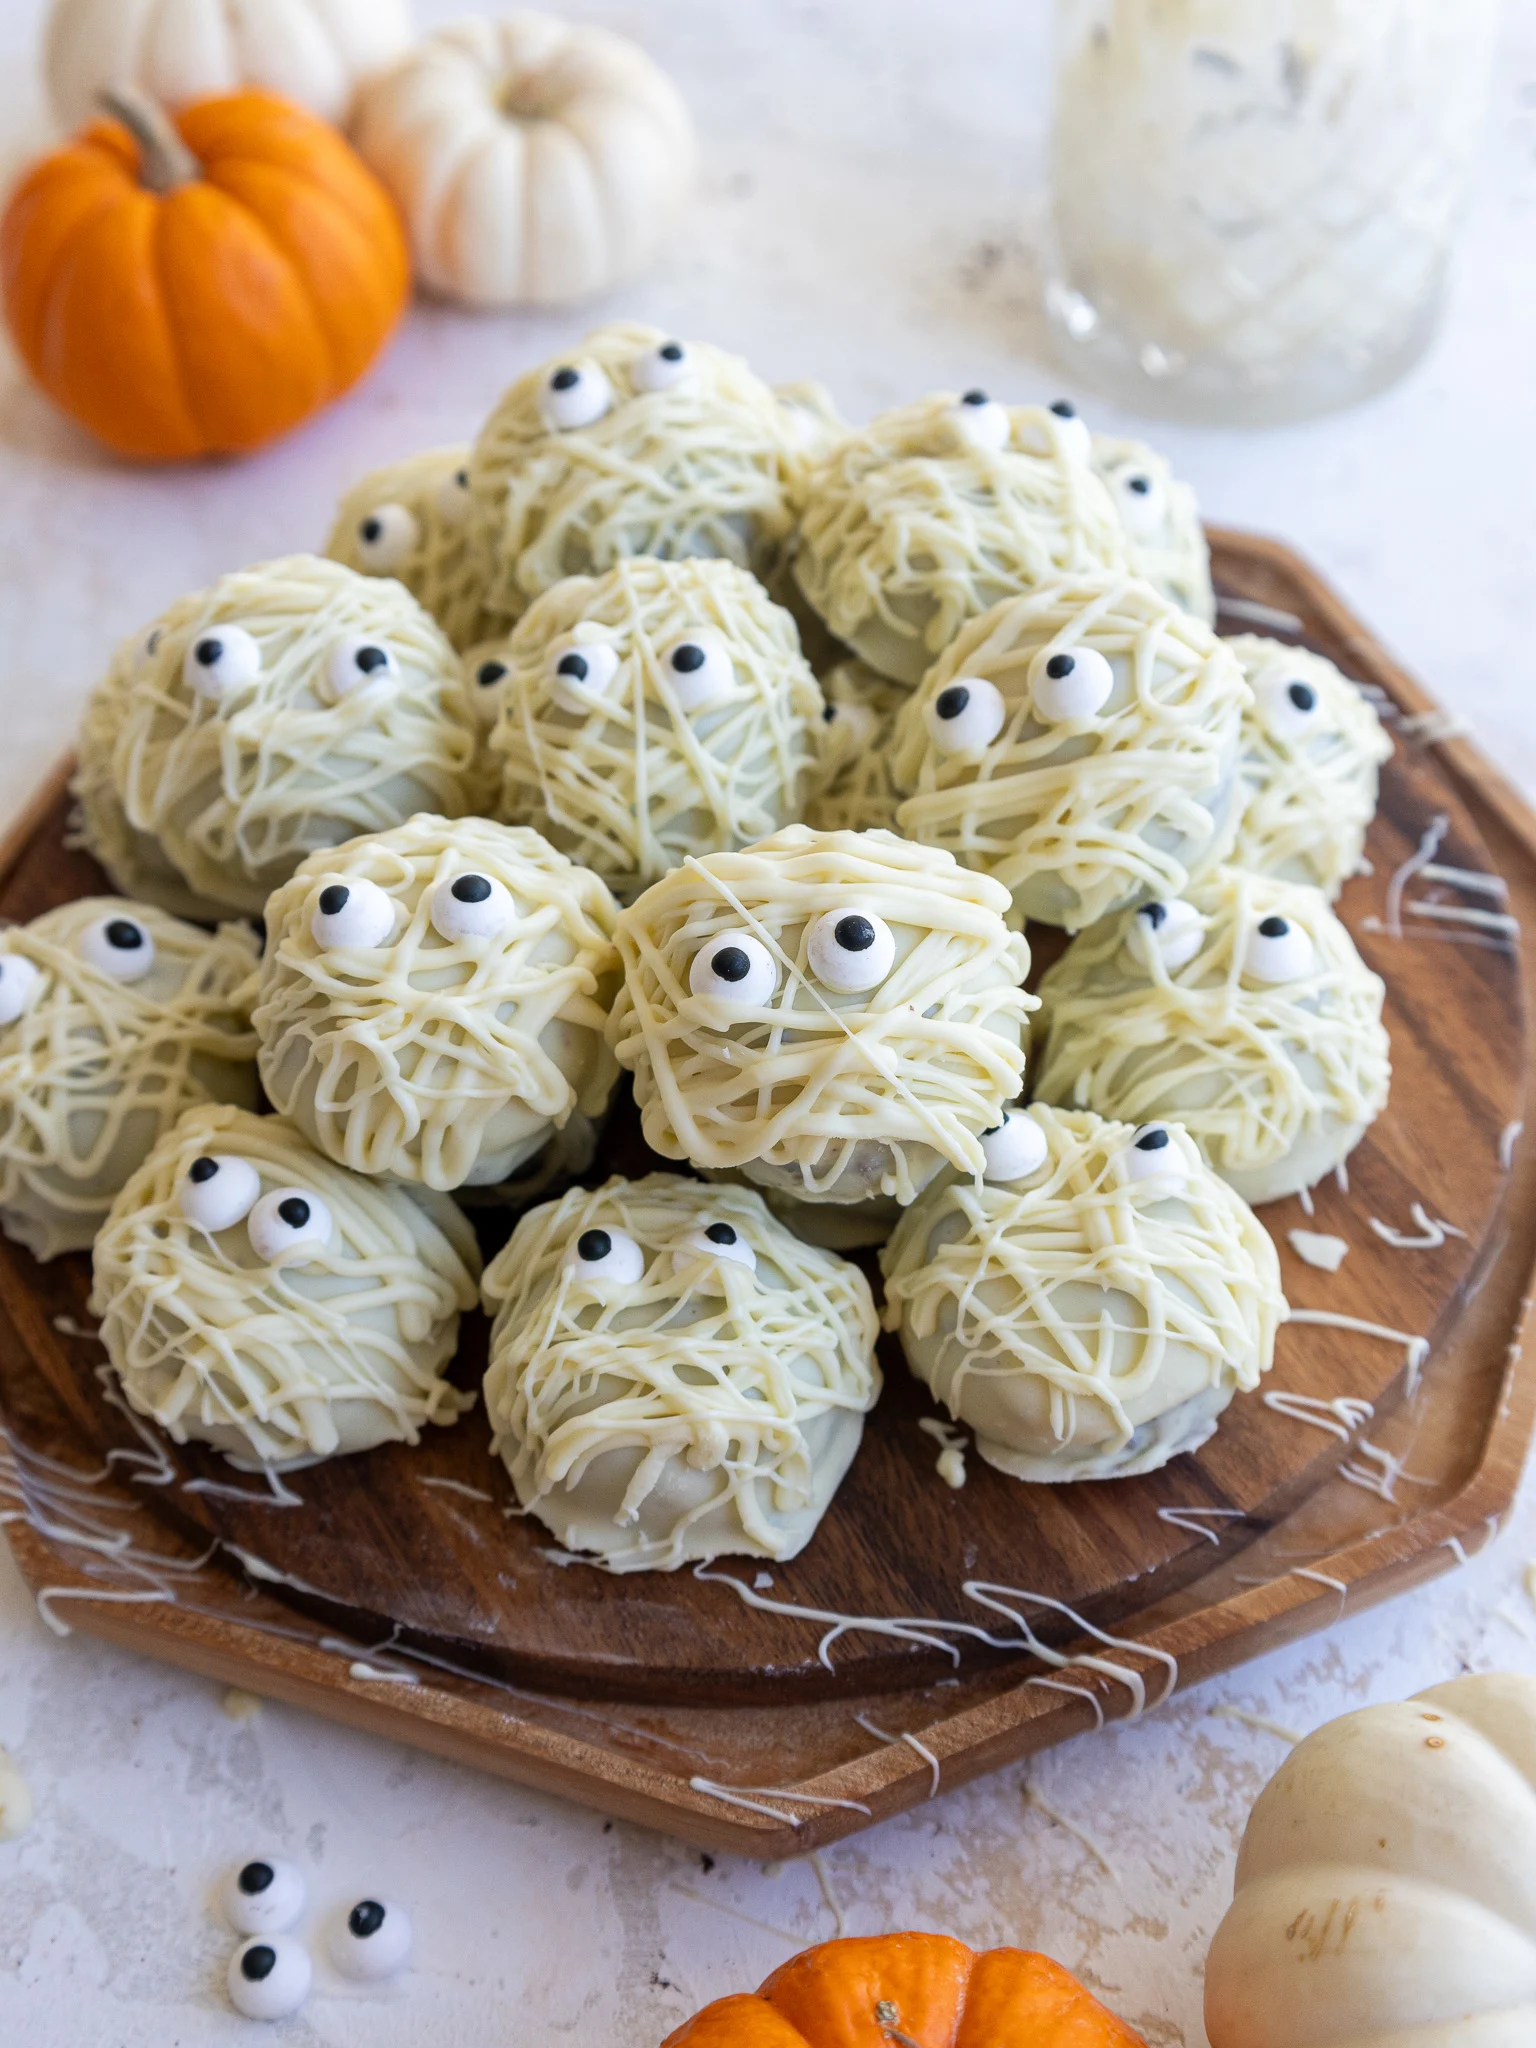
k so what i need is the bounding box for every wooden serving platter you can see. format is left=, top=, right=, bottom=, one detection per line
left=4, top=530, right=1535, bottom=1852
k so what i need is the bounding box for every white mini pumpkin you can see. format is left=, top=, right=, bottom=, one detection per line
left=1205, top=1670, right=1536, bottom=2047
left=45, top=0, right=413, bottom=130
left=352, top=12, right=696, bottom=309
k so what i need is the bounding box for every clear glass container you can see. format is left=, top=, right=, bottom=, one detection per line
left=1044, top=0, right=1499, bottom=425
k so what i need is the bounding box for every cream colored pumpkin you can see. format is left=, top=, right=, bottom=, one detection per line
left=44, top=0, right=413, bottom=129
left=1205, top=1671, right=1536, bottom=2047
left=351, top=12, right=696, bottom=309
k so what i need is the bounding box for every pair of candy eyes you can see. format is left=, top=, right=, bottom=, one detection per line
left=539, top=339, right=693, bottom=430
left=979, top=1111, right=1187, bottom=1190
left=948, top=391, right=1090, bottom=459
left=924, top=646, right=1115, bottom=750
left=352, top=468, right=471, bottom=569
left=308, top=872, right=515, bottom=950
left=569, top=1220, right=757, bottom=1285
left=179, top=1156, right=332, bottom=1261
left=1133, top=900, right=1317, bottom=983
left=689, top=911, right=896, bottom=1004
left=175, top=628, right=400, bottom=705
left=0, top=915, right=158, bottom=1022
left=476, top=635, right=738, bottom=716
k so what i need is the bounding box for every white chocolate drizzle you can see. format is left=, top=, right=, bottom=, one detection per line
left=853, top=1713, right=942, bottom=1798
left=1156, top=1505, right=1245, bottom=1547
left=1021, top=1778, right=1118, bottom=1879
left=1216, top=598, right=1304, bottom=634
left=1288, top=1230, right=1349, bottom=1272
left=686, top=1778, right=872, bottom=1827
left=1383, top=812, right=1449, bottom=938
left=1262, top=1390, right=1374, bottom=1442
left=1209, top=1704, right=1302, bottom=1745
left=1337, top=1439, right=1433, bottom=1504
left=916, top=1418, right=968, bottom=1490
left=1285, top=1308, right=1430, bottom=1394
left=1368, top=1204, right=1466, bottom=1251
left=419, top=1477, right=496, bottom=1504
left=1501, top=1121, right=1524, bottom=1171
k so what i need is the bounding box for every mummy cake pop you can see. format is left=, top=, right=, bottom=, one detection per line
left=0, top=899, right=258, bottom=1261
left=1227, top=635, right=1392, bottom=899
left=892, top=573, right=1249, bottom=930
left=791, top=392, right=1128, bottom=686
left=468, top=323, right=811, bottom=635
left=481, top=1174, right=879, bottom=1570
left=254, top=816, right=620, bottom=1192
left=91, top=1104, right=480, bottom=1468
left=606, top=826, right=1034, bottom=1208
left=1092, top=434, right=1215, bottom=623
left=1031, top=866, right=1391, bottom=1204
left=76, top=555, right=478, bottom=919
left=325, top=445, right=492, bottom=651
left=488, top=557, right=823, bottom=899
left=805, top=662, right=907, bottom=836
left=881, top=1104, right=1285, bottom=1481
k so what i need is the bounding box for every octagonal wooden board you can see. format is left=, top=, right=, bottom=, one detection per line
left=2, top=531, right=1530, bottom=1741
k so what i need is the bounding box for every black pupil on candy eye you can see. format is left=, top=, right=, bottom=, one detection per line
left=1050, top=399, right=1076, bottom=418
left=711, top=947, right=750, bottom=983
left=660, top=342, right=684, bottom=362
left=1141, top=903, right=1167, bottom=928
left=196, top=638, right=222, bottom=666
left=936, top=686, right=970, bottom=720
left=478, top=662, right=507, bottom=687
left=551, top=367, right=579, bottom=390
left=452, top=875, right=492, bottom=903
left=189, top=1157, right=219, bottom=1184
left=1135, top=1128, right=1170, bottom=1151
left=350, top=1901, right=387, bottom=1938
left=822, top=704, right=836, bottom=723
left=1044, top=654, right=1074, bottom=679
left=355, top=646, right=389, bottom=674
left=277, top=1198, right=310, bottom=1229
left=1127, top=475, right=1151, bottom=494
left=834, top=915, right=875, bottom=952
left=704, top=1223, right=737, bottom=1246
left=147, top=631, right=161, bottom=655
left=1259, top=916, right=1289, bottom=938
left=455, top=469, right=468, bottom=487
left=319, top=885, right=349, bottom=916
left=360, top=517, right=383, bottom=542
left=242, top=1946, right=278, bottom=1982
left=1288, top=682, right=1316, bottom=711
left=106, top=921, right=143, bottom=950
left=961, top=389, right=988, bottom=406
left=672, top=644, right=706, bottom=673
left=238, top=1862, right=274, bottom=1894
left=578, top=1229, right=612, bottom=1263
left=557, top=653, right=588, bottom=679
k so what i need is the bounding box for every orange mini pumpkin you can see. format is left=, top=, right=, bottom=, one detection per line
left=661, top=1933, right=1146, bottom=2048
left=1, top=86, right=409, bottom=461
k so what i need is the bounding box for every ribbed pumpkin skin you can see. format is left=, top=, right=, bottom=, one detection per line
left=660, top=1934, right=1146, bottom=2048
left=1, top=91, right=409, bottom=461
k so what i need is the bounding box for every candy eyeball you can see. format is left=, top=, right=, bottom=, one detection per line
left=79, top=915, right=155, bottom=982
left=228, top=1934, right=311, bottom=2021
left=1028, top=645, right=1114, bottom=722
left=948, top=388, right=1010, bottom=453
left=631, top=338, right=691, bottom=392
left=183, top=625, right=261, bottom=701
left=661, top=633, right=735, bottom=712
left=926, top=676, right=1007, bottom=755
left=0, top=953, right=42, bottom=1026
left=980, top=1109, right=1049, bottom=1183
left=822, top=700, right=878, bottom=751
left=1255, top=670, right=1325, bottom=746
left=436, top=465, right=472, bottom=524
left=541, top=362, right=613, bottom=431
left=220, top=1855, right=307, bottom=1936
left=429, top=871, right=516, bottom=943
left=354, top=501, right=420, bottom=573
left=472, top=656, right=509, bottom=728
left=247, top=1188, right=333, bottom=1266
left=1129, top=897, right=1203, bottom=974
left=550, top=639, right=622, bottom=715
left=568, top=1225, right=645, bottom=1285
left=311, top=877, right=396, bottom=950
left=325, top=637, right=399, bottom=702
left=688, top=930, right=777, bottom=1006
left=674, top=1220, right=758, bottom=1283
left=1123, top=1122, right=1188, bottom=1194
left=476, top=657, right=509, bottom=693
left=180, top=1154, right=261, bottom=1234
left=139, top=627, right=163, bottom=668
left=807, top=909, right=896, bottom=993
left=1047, top=397, right=1092, bottom=461
left=1244, top=913, right=1316, bottom=985
left=330, top=1898, right=413, bottom=1982
left=1113, top=467, right=1166, bottom=538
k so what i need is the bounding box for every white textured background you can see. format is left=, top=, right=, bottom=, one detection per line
left=2, top=4, right=1536, bottom=2043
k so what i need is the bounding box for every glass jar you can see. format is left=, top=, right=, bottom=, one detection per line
left=1044, top=0, right=1499, bottom=425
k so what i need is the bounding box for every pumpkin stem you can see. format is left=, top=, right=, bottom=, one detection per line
left=96, top=85, right=201, bottom=194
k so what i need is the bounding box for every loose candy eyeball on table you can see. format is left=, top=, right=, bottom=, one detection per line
left=221, top=1855, right=307, bottom=1935
left=330, top=1898, right=413, bottom=1980
left=324, top=446, right=492, bottom=652
left=1090, top=433, right=1215, bottom=623
left=228, top=1934, right=312, bottom=2020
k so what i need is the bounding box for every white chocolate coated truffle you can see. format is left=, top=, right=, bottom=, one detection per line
left=893, top=574, right=1248, bottom=930
left=481, top=1174, right=879, bottom=1571
left=325, top=446, right=492, bottom=652
left=81, top=556, right=478, bottom=918
left=805, top=662, right=908, bottom=837
left=881, top=1105, right=1285, bottom=1481
left=1227, top=635, right=1393, bottom=899
left=791, top=393, right=1128, bottom=686
left=468, top=323, right=812, bottom=635
left=0, top=899, right=258, bottom=1262
left=1031, top=866, right=1391, bottom=1204
left=489, top=558, right=823, bottom=899
left=255, top=817, right=620, bottom=1192
left=90, top=1105, right=480, bottom=1469
left=606, top=826, right=1035, bottom=1207
left=1091, top=434, right=1215, bottom=623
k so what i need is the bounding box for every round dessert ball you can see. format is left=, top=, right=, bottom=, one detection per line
left=1031, top=865, right=1391, bottom=1204
left=805, top=661, right=907, bottom=837
left=1227, top=634, right=1392, bottom=899
left=881, top=1104, right=1285, bottom=1481
left=0, top=899, right=258, bottom=1261
left=77, top=555, right=479, bottom=920
left=254, top=816, right=621, bottom=1192
left=468, top=322, right=812, bottom=636
left=891, top=573, right=1249, bottom=930
left=481, top=1173, right=879, bottom=1570
left=90, top=1104, right=481, bottom=1468
left=1091, top=433, right=1214, bottom=623
left=606, top=826, right=1035, bottom=1207
left=791, top=392, right=1128, bottom=686
left=324, top=445, right=492, bottom=652
left=488, top=557, right=824, bottom=900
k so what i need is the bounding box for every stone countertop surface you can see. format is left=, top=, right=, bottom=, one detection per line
left=3, top=3, right=1536, bottom=2043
